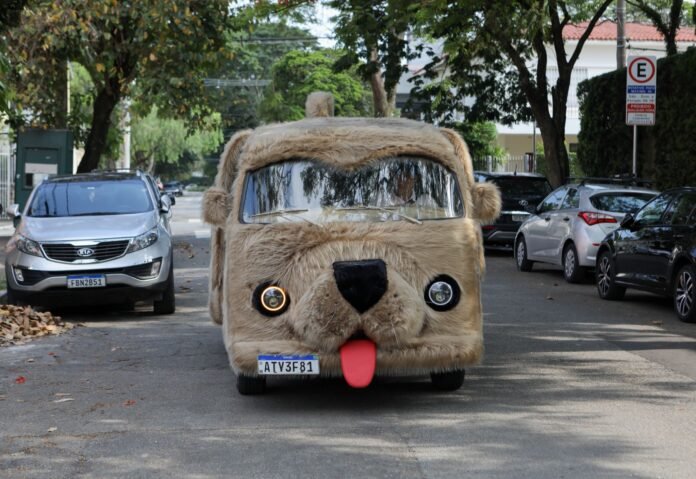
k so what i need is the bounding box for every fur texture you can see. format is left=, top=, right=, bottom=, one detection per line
left=203, top=116, right=498, bottom=375
left=471, top=182, right=502, bottom=223
left=305, top=92, right=335, bottom=118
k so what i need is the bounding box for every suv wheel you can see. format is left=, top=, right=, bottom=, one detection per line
left=153, top=260, right=175, bottom=315
left=515, top=236, right=533, bottom=272
left=237, top=374, right=266, bottom=395
left=431, top=369, right=465, bottom=391
left=5, top=284, right=20, bottom=306
left=596, top=251, right=625, bottom=300
left=562, top=243, right=584, bottom=283
left=674, top=264, right=696, bottom=323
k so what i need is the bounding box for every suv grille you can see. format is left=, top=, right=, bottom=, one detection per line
left=42, top=240, right=130, bottom=263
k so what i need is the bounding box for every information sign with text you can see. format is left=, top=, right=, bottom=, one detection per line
left=626, top=56, right=656, bottom=125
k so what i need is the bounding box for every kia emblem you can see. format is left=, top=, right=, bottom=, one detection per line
left=77, top=247, right=95, bottom=257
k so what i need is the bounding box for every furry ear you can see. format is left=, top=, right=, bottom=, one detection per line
left=202, top=187, right=230, bottom=227
left=305, top=92, right=335, bottom=118
left=471, top=182, right=502, bottom=222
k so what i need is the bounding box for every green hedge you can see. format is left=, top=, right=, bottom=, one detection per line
left=577, top=47, right=696, bottom=189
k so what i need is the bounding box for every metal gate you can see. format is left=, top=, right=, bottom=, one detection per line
left=0, top=141, right=15, bottom=219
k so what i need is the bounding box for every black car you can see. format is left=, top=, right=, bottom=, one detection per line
left=596, top=187, right=696, bottom=322
left=163, top=181, right=184, bottom=197
left=474, top=172, right=552, bottom=247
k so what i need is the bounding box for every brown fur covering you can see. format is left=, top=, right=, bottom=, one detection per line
left=471, top=182, right=502, bottom=223
left=305, top=92, right=335, bottom=118
left=203, top=117, right=500, bottom=374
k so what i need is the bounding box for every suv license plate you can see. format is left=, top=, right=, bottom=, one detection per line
left=257, top=355, right=320, bottom=375
left=67, top=274, right=106, bottom=288
left=512, top=214, right=527, bottom=222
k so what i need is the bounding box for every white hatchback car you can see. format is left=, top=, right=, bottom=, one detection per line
left=514, top=180, right=657, bottom=282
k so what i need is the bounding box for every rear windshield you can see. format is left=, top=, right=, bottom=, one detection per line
left=589, top=192, right=655, bottom=213
left=28, top=179, right=153, bottom=217
left=491, top=177, right=553, bottom=197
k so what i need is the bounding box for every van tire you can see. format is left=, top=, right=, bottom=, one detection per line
left=431, top=369, right=465, bottom=391
left=153, top=261, right=175, bottom=315
left=237, top=374, right=266, bottom=395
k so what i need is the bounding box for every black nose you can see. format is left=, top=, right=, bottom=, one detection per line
left=333, top=259, right=388, bottom=313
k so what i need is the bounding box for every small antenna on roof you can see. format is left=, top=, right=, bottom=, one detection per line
left=514, top=165, right=517, bottom=176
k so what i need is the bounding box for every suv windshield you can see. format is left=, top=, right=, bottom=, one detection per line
left=28, top=178, right=153, bottom=217
left=241, top=157, right=463, bottom=224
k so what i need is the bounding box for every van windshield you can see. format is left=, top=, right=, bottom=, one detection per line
left=28, top=179, right=154, bottom=217
left=241, top=157, right=463, bottom=224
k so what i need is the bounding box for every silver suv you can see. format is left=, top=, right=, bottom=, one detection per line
left=4, top=171, right=175, bottom=313
left=514, top=179, right=658, bottom=283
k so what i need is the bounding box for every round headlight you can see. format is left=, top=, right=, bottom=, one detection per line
left=253, top=283, right=289, bottom=316
left=424, top=275, right=460, bottom=311
left=428, top=281, right=453, bottom=306
left=261, top=286, right=286, bottom=312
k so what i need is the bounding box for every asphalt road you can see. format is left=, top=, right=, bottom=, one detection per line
left=1, top=193, right=695, bottom=479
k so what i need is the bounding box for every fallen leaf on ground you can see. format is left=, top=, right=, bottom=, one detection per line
left=651, top=320, right=663, bottom=325
left=123, top=399, right=136, bottom=406
left=546, top=296, right=554, bottom=300
left=15, top=376, right=26, bottom=384
left=54, top=393, right=71, bottom=396
left=47, top=427, right=57, bottom=433
left=53, top=398, right=74, bottom=403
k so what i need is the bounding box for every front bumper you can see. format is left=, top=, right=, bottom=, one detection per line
left=229, top=333, right=483, bottom=377
left=5, top=241, right=172, bottom=305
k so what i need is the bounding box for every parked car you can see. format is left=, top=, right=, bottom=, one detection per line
left=515, top=179, right=658, bottom=282
left=163, top=181, right=184, bottom=197
left=474, top=172, right=552, bottom=247
left=595, top=187, right=696, bottom=322
left=4, top=170, right=175, bottom=314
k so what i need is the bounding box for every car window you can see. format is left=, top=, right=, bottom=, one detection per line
left=667, top=192, right=696, bottom=226
left=490, top=177, right=552, bottom=197
left=537, top=187, right=568, bottom=214
left=560, top=188, right=579, bottom=209
left=241, top=157, right=463, bottom=223
left=589, top=192, right=655, bottom=214
left=633, top=194, right=674, bottom=226
left=27, top=179, right=154, bottom=217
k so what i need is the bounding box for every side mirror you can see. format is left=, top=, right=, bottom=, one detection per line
left=620, top=213, right=634, bottom=229
left=7, top=204, right=21, bottom=218
left=160, top=193, right=171, bottom=213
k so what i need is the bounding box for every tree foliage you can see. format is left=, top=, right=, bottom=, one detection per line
left=626, top=0, right=687, bottom=56
left=260, top=49, right=370, bottom=122
left=131, top=107, right=223, bottom=175
left=330, top=0, right=416, bottom=117
left=413, top=0, right=613, bottom=187
left=4, top=0, right=234, bottom=172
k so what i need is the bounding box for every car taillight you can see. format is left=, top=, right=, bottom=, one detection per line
left=578, top=211, right=617, bottom=226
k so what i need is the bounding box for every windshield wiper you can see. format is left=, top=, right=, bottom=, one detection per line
left=250, top=208, right=321, bottom=227
left=335, top=206, right=422, bottom=225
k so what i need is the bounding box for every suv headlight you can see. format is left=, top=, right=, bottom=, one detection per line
left=127, top=227, right=159, bottom=253
left=17, top=235, right=43, bottom=257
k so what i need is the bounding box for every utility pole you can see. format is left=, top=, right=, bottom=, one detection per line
left=617, top=0, right=626, bottom=69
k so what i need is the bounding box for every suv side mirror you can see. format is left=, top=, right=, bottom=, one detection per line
left=160, top=193, right=171, bottom=213
left=7, top=203, right=21, bottom=218
left=620, top=213, right=635, bottom=229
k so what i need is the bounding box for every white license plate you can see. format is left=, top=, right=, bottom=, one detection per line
left=257, top=354, right=320, bottom=375
left=67, top=274, right=106, bottom=289
left=512, top=214, right=528, bottom=222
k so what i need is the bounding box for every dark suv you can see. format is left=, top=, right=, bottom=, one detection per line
left=474, top=172, right=552, bottom=247
left=596, top=187, right=696, bottom=322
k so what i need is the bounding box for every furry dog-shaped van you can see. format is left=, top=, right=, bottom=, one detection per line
left=203, top=93, right=501, bottom=394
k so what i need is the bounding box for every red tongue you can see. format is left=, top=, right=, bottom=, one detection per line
left=340, top=339, right=376, bottom=388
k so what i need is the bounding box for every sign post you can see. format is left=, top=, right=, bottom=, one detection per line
left=626, top=55, right=656, bottom=176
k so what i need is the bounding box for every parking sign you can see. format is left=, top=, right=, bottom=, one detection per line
left=626, top=56, right=656, bottom=125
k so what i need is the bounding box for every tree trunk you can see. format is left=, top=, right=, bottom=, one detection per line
left=77, top=82, right=120, bottom=173
left=369, top=48, right=391, bottom=117
left=538, top=119, right=569, bottom=188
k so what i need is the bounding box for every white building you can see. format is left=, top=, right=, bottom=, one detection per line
left=398, top=21, right=696, bottom=158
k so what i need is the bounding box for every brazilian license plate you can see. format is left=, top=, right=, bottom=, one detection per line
left=257, top=354, right=320, bottom=375
left=67, top=274, right=106, bottom=288
left=512, top=214, right=527, bottom=222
